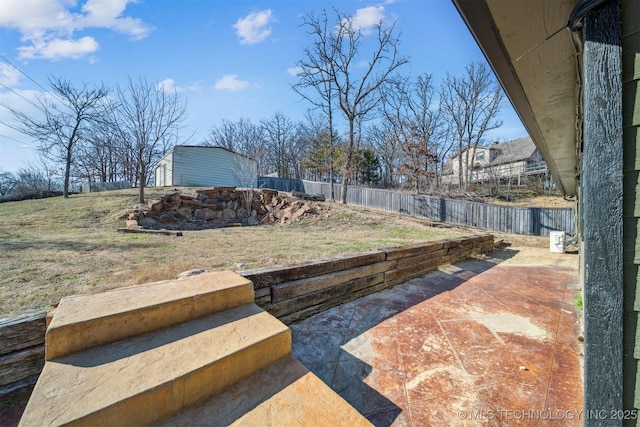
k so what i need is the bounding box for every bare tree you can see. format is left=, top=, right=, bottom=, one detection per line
left=293, top=11, right=338, bottom=201
left=297, top=8, right=408, bottom=203
left=232, top=155, right=258, bottom=222
left=410, top=74, right=447, bottom=189
left=8, top=157, right=61, bottom=199
left=235, top=118, right=266, bottom=174
left=205, top=119, right=241, bottom=151
left=440, top=62, right=504, bottom=190
left=205, top=118, right=266, bottom=175
left=301, top=111, right=339, bottom=184
left=366, top=122, right=399, bottom=188
left=74, top=120, right=121, bottom=183
left=261, top=112, right=300, bottom=179
left=380, top=74, right=443, bottom=192
left=0, top=168, right=16, bottom=197
left=6, top=77, right=108, bottom=198
left=110, top=77, right=187, bottom=203
left=396, top=127, right=438, bottom=194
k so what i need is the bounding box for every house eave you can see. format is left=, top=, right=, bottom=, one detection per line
left=452, top=0, right=580, bottom=196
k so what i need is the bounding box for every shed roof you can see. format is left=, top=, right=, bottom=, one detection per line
left=170, top=145, right=256, bottom=162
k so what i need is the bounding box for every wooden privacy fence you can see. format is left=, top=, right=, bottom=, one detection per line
left=293, top=180, right=575, bottom=237
left=257, top=177, right=305, bottom=193
left=80, top=181, right=131, bottom=193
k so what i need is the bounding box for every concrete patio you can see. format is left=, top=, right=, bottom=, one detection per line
left=291, top=245, right=583, bottom=426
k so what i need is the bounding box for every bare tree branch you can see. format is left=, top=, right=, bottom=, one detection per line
left=110, top=76, right=187, bottom=203
left=7, top=76, right=109, bottom=198
left=297, top=8, right=408, bottom=203
left=440, top=62, right=504, bottom=190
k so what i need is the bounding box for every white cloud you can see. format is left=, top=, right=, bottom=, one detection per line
left=0, top=0, right=151, bottom=61
left=0, top=63, right=22, bottom=87
left=17, top=36, right=100, bottom=60
left=0, top=0, right=75, bottom=33
left=214, top=74, right=250, bottom=92
left=157, top=78, right=202, bottom=93
left=351, top=6, right=385, bottom=35
left=233, top=9, right=273, bottom=45
left=80, top=0, right=151, bottom=40
left=157, top=78, right=182, bottom=93
left=286, top=66, right=302, bottom=77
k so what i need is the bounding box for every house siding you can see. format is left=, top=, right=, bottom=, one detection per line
left=488, top=159, right=528, bottom=178
left=581, top=2, right=624, bottom=422
left=442, top=138, right=545, bottom=185
left=622, top=0, right=640, bottom=416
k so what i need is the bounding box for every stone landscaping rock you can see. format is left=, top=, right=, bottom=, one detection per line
left=130, top=188, right=319, bottom=230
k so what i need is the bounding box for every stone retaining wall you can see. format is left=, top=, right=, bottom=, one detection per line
left=0, top=234, right=497, bottom=407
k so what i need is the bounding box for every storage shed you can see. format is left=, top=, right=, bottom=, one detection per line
left=154, top=145, right=257, bottom=188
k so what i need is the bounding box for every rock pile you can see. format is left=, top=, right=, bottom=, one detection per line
left=125, top=187, right=318, bottom=231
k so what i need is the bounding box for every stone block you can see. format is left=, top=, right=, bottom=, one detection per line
left=194, top=208, right=216, bottom=221
left=149, top=199, right=164, bottom=212
left=222, top=208, right=236, bottom=219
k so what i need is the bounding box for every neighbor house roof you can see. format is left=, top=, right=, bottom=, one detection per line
left=490, top=137, right=537, bottom=166
left=452, top=0, right=579, bottom=196
left=447, top=136, right=536, bottom=164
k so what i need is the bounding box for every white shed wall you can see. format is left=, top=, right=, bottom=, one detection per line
left=170, top=146, right=256, bottom=187
left=154, top=151, right=174, bottom=187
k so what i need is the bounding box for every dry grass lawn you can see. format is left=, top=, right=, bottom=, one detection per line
left=0, top=187, right=500, bottom=318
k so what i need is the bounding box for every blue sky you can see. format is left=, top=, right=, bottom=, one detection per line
left=0, top=0, right=527, bottom=173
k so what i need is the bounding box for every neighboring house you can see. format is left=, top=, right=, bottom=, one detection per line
left=453, top=0, right=637, bottom=421
left=442, top=136, right=547, bottom=185
left=154, top=145, right=257, bottom=188
left=442, top=145, right=492, bottom=184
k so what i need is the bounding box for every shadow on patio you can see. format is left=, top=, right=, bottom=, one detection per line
left=291, top=246, right=583, bottom=426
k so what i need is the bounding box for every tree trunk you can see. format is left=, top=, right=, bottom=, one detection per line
left=340, top=176, right=348, bottom=204
left=138, top=158, right=145, bottom=204
left=468, top=145, right=479, bottom=188
left=341, top=119, right=356, bottom=204
left=329, top=108, right=335, bottom=202
left=63, top=146, right=72, bottom=198
left=457, top=144, right=464, bottom=189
